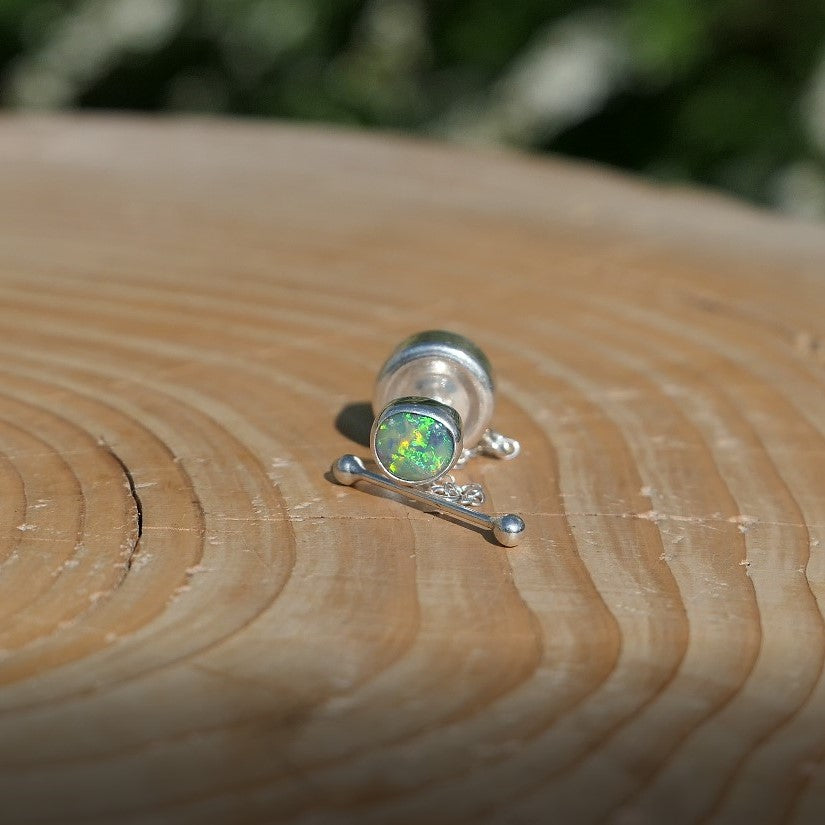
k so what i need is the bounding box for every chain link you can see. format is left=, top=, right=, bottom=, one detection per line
left=455, top=428, right=520, bottom=468
left=427, top=475, right=485, bottom=507
left=425, top=430, right=519, bottom=506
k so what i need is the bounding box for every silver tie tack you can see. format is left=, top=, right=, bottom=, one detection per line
left=332, top=330, right=525, bottom=546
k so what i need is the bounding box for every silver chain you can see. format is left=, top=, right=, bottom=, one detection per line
left=455, top=428, right=520, bottom=468
left=425, top=430, right=519, bottom=507
left=427, top=475, right=486, bottom=507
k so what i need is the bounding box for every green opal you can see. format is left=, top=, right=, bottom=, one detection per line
left=375, top=412, right=455, bottom=483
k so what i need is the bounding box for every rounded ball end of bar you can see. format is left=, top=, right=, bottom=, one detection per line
left=493, top=513, right=526, bottom=547
left=332, top=454, right=365, bottom=486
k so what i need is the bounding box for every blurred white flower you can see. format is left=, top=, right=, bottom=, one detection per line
left=5, top=0, right=182, bottom=108
left=440, top=11, right=630, bottom=145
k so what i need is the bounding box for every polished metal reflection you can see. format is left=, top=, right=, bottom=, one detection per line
left=373, top=330, right=495, bottom=449
left=332, top=454, right=526, bottom=547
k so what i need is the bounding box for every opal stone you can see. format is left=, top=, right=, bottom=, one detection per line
left=374, top=411, right=455, bottom=483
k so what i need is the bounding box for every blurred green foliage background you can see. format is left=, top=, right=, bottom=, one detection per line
left=2, top=0, right=825, bottom=218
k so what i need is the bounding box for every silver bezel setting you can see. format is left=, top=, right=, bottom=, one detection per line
left=370, top=396, right=463, bottom=486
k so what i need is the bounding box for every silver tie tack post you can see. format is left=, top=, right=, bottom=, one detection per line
left=332, top=330, right=525, bottom=547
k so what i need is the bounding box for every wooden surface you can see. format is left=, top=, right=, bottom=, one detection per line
left=1, top=115, right=825, bottom=825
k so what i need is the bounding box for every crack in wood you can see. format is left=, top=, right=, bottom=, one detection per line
left=99, top=443, right=143, bottom=572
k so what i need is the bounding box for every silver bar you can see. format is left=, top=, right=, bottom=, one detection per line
left=331, top=454, right=525, bottom=547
